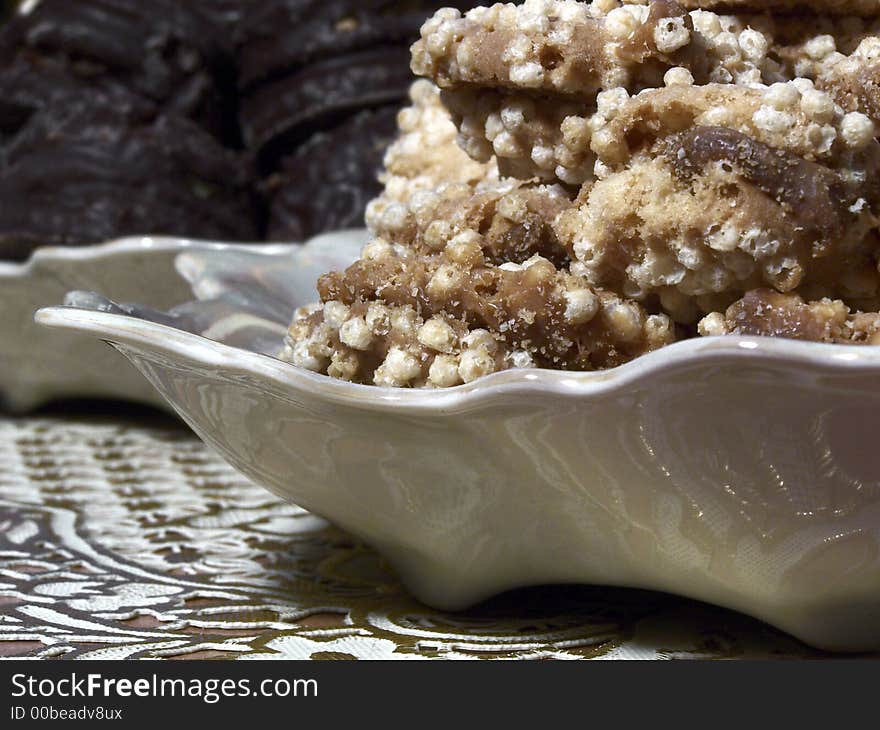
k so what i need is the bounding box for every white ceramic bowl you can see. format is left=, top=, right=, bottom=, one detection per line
left=35, top=233, right=880, bottom=652
left=0, top=236, right=307, bottom=412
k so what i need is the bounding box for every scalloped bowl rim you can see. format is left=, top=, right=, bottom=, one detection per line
left=35, top=305, right=880, bottom=414
left=0, top=232, right=352, bottom=276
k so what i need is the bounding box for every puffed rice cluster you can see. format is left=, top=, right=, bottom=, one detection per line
left=282, top=0, right=880, bottom=387
left=698, top=288, right=880, bottom=342
left=674, top=0, right=879, bottom=17
left=365, top=81, right=499, bottom=232
left=283, top=241, right=675, bottom=386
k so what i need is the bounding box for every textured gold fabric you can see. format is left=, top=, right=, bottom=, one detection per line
left=0, top=408, right=840, bottom=660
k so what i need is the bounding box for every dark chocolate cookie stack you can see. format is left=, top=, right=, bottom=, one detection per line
left=0, top=0, right=258, bottom=259
left=194, top=0, right=252, bottom=32
left=0, top=99, right=257, bottom=260
left=0, top=1, right=489, bottom=255
left=237, top=0, right=481, bottom=241
left=0, top=1, right=15, bottom=24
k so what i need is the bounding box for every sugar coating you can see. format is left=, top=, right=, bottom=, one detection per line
left=699, top=289, right=880, bottom=343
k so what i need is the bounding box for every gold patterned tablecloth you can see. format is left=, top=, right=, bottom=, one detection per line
left=0, top=406, right=842, bottom=660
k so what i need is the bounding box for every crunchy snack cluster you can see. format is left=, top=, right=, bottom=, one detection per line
left=283, top=0, right=880, bottom=387
left=364, top=80, right=499, bottom=236
left=698, top=289, right=880, bottom=342
left=675, top=0, right=879, bottom=16
left=283, top=243, right=675, bottom=386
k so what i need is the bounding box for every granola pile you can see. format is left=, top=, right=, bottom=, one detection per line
left=282, top=0, right=880, bottom=387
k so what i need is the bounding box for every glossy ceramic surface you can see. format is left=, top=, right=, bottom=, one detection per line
left=35, top=237, right=880, bottom=652
left=1, top=237, right=301, bottom=411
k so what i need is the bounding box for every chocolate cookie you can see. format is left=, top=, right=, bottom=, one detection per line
left=0, top=54, right=154, bottom=138
left=0, top=96, right=258, bottom=260
left=266, top=105, right=399, bottom=241
left=194, top=0, right=251, bottom=31
left=239, top=2, right=488, bottom=228
left=0, top=0, right=236, bottom=142
left=1, top=1, right=17, bottom=24
left=237, top=0, right=481, bottom=91
left=239, top=45, right=413, bottom=164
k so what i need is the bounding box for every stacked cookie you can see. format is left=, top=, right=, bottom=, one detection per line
left=283, top=0, right=880, bottom=387
left=0, top=0, right=257, bottom=258
left=0, top=1, right=487, bottom=257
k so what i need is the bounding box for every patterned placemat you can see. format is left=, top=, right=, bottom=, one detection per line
left=0, top=406, right=839, bottom=660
